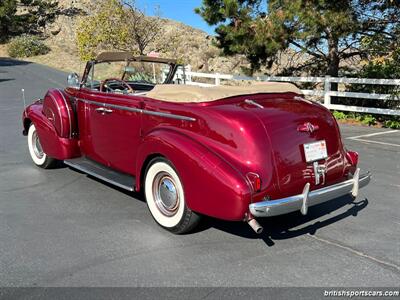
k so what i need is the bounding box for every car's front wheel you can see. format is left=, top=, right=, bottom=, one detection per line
left=144, top=158, right=201, bottom=234
left=27, top=124, right=56, bottom=169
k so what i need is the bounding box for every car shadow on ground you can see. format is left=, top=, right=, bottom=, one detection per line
left=62, top=164, right=368, bottom=245
left=197, top=196, right=368, bottom=246
left=0, top=78, right=14, bottom=83
left=0, top=57, right=32, bottom=67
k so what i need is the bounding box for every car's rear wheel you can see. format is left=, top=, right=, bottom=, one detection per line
left=144, top=158, right=201, bottom=234
left=27, top=124, right=56, bottom=169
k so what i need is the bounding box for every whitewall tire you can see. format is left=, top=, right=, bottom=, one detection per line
left=27, top=124, right=56, bottom=169
left=144, top=158, right=200, bottom=234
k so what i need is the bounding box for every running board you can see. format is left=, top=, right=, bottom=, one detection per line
left=64, top=157, right=136, bottom=192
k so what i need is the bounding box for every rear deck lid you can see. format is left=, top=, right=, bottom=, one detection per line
left=245, top=94, right=346, bottom=197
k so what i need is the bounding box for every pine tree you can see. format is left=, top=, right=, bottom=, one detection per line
left=1, top=0, right=61, bottom=39
left=196, top=0, right=400, bottom=76
left=0, top=0, right=17, bottom=39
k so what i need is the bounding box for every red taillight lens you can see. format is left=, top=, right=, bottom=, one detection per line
left=346, top=151, right=359, bottom=166
left=246, top=172, right=261, bottom=192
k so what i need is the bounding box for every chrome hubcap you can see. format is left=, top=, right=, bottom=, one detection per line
left=153, top=172, right=179, bottom=216
left=32, top=131, right=44, bottom=159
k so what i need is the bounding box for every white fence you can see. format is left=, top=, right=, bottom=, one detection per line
left=176, top=68, right=400, bottom=116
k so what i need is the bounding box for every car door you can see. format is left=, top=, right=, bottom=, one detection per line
left=77, top=89, right=142, bottom=175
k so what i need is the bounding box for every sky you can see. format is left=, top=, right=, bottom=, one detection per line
left=135, top=0, right=216, bottom=35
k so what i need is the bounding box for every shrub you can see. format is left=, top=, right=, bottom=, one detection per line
left=332, top=111, right=379, bottom=126
left=357, top=114, right=377, bottom=126
left=384, top=119, right=400, bottom=129
left=8, top=35, right=50, bottom=58
left=332, top=110, right=400, bottom=128
left=332, top=111, right=348, bottom=120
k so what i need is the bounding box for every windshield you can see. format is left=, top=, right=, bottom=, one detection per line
left=84, top=60, right=174, bottom=89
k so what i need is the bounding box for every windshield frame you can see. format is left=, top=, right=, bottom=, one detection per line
left=81, top=53, right=180, bottom=90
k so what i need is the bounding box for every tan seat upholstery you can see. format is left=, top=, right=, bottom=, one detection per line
left=145, top=82, right=302, bottom=103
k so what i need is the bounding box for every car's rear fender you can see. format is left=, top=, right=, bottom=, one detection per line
left=23, top=102, right=80, bottom=160
left=136, top=128, right=252, bottom=221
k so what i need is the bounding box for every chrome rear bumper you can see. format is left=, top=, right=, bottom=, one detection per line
left=249, top=168, right=371, bottom=218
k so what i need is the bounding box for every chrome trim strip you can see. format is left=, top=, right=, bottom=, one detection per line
left=244, top=99, right=264, bottom=109
left=63, top=160, right=135, bottom=192
left=249, top=169, right=371, bottom=218
left=77, top=98, right=196, bottom=122
left=141, top=108, right=196, bottom=121
left=48, top=93, right=64, bottom=138
left=57, top=89, right=72, bottom=138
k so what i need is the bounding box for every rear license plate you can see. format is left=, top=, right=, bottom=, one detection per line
left=303, top=140, right=328, bottom=162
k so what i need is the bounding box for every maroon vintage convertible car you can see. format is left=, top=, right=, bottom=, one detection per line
left=22, top=52, right=370, bottom=234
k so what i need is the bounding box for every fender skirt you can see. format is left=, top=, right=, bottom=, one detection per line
left=136, top=129, right=252, bottom=221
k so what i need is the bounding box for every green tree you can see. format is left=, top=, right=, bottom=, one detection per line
left=18, top=0, right=60, bottom=34
left=1, top=0, right=60, bottom=40
left=196, top=0, right=400, bottom=76
left=76, top=0, right=128, bottom=60
left=76, top=0, right=163, bottom=60
left=0, top=0, right=17, bottom=39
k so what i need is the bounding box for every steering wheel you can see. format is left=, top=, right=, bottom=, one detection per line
left=100, top=78, right=134, bottom=94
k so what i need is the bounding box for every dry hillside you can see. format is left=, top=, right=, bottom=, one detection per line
left=0, top=1, right=359, bottom=77
left=0, top=0, right=250, bottom=76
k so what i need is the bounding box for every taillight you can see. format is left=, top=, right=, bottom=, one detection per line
left=246, top=172, right=261, bottom=192
left=346, top=151, right=359, bottom=166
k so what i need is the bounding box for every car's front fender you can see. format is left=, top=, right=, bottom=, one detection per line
left=23, top=102, right=80, bottom=160
left=136, top=128, right=252, bottom=221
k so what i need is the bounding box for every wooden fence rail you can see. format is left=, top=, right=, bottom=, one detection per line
left=174, top=68, right=400, bottom=116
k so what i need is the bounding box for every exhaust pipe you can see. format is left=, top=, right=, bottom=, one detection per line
left=248, top=218, right=263, bottom=234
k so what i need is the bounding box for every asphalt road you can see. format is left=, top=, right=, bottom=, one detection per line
left=0, top=58, right=399, bottom=288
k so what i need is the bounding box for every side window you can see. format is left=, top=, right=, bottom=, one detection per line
left=83, top=62, right=127, bottom=90
left=123, top=61, right=171, bottom=84
left=172, top=65, right=190, bottom=84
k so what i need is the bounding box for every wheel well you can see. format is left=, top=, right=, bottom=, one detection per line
left=23, top=118, right=32, bottom=135
left=139, top=153, right=165, bottom=191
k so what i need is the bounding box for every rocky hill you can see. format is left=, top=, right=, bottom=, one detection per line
left=0, top=0, right=249, bottom=76
left=0, top=1, right=343, bottom=78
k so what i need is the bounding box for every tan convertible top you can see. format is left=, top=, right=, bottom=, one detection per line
left=145, top=82, right=302, bottom=103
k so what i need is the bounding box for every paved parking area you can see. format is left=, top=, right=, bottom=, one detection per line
left=0, top=58, right=399, bottom=287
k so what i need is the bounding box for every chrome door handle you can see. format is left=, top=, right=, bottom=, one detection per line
left=95, top=107, right=113, bottom=114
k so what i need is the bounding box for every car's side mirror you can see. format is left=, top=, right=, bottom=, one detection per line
left=67, top=73, right=80, bottom=88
